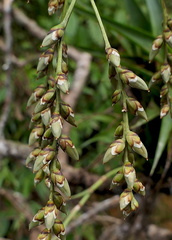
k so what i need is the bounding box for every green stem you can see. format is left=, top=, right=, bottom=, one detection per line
left=56, top=41, right=63, bottom=73
left=61, top=0, right=77, bottom=27
left=161, top=0, right=168, bottom=62
left=64, top=166, right=121, bottom=227
left=89, top=0, right=111, bottom=49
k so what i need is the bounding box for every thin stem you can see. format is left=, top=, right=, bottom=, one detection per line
left=64, top=167, right=121, bottom=227
left=161, top=0, right=168, bottom=62
left=56, top=40, right=63, bottom=73
left=61, top=0, right=77, bottom=27
left=89, top=0, right=111, bottom=49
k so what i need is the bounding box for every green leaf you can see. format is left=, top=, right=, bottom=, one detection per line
left=145, top=0, right=163, bottom=36
left=150, top=114, right=172, bottom=176
left=75, top=4, right=154, bottom=53
left=123, top=0, right=149, bottom=30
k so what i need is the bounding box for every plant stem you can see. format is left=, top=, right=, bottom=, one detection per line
left=61, top=0, right=77, bottom=27
left=56, top=41, right=63, bottom=73
left=89, top=0, right=111, bottom=49
left=161, top=0, right=168, bottom=62
left=64, top=166, right=121, bottom=227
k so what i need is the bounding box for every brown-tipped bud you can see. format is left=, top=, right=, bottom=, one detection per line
left=51, top=168, right=65, bottom=188
left=62, top=60, right=68, bottom=75
left=161, top=63, right=171, bottom=83
left=56, top=73, right=69, bottom=94
left=48, top=76, right=56, bottom=88
left=34, top=100, right=48, bottom=114
left=133, top=179, right=145, bottom=196
left=111, top=170, right=124, bottom=186
left=62, top=42, right=68, bottom=58
left=160, top=84, right=168, bottom=98
left=44, top=200, right=58, bottom=229
left=149, top=71, right=162, bottom=88
left=37, top=228, right=51, bottom=240
left=40, top=89, right=55, bottom=105
left=30, top=112, right=41, bottom=129
left=160, top=104, right=169, bottom=118
left=114, top=124, right=123, bottom=137
left=128, top=152, right=135, bottom=164
left=126, top=131, right=141, bottom=148
left=60, top=102, right=76, bottom=126
left=119, top=188, right=133, bottom=211
left=103, top=139, right=125, bottom=163
left=149, top=35, right=163, bottom=62
left=41, top=25, right=65, bottom=48
left=168, top=18, right=172, bottom=30
left=123, top=161, right=136, bottom=189
left=53, top=191, right=66, bottom=213
left=164, top=27, right=172, bottom=48
left=119, top=68, right=149, bottom=91
left=33, top=145, right=56, bottom=172
left=41, top=108, right=51, bottom=126
left=48, top=0, right=64, bottom=15
left=126, top=97, right=147, bottom=120
left=34, top=84, right=47, bottom=99
left=112, top=89, right=122, bottom=105
left=34, top=169, right=45, bottom=186
left=29, top=207, right=45, bottom=230
left=26, top=148, right=41, bottom=168
left=50, top=112, right=63, bottom=139
left=127, top=132, right=148, bottom=159
left=53, top=219, right=65, bottom=238
left=42, top=127, right=53, bottom=141
left=131, top=196, right=139, bottom=211
left=58, top=178, right=71, bottom=197
left=45, top=177, right=51, bottom=188
left=59, top=135, right=79, bottom=161
left=28, top=123, right=44, bottom=146
left=106, top=47, right=120, bottom=67
left=37, top=48, right=54, bottom=72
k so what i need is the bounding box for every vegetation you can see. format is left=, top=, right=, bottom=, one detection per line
left=0, top=0, right=172, bottom=240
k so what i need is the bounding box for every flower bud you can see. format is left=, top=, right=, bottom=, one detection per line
left=59, top=178, right=71, bottom=197
left=119, top=188, right=133, bottom=211
left=53, top=191, right=66, bottom=213
left=133, top=179, right=145, bottom=196
left=119, top=69, right=149, bottom=91
left=149, top=35, right=163, bottom=62
left=160, top=104, right=169, bottom=118
left=51, top=168, right=65, bottom=188
left=40, top=89, right=55, bottom=105
left=41, top=108, right=51, bottom=126
left=126, top=131, right=148, bottom=159
left=112, top=89, right=121, bottom=105
left=45, top=177, right=51, bottom=188
left=37, top=48, right=54, bottom=72
left=123, top=161, right=136, bottom=189
left=149, top=71, right=162, bottom=88
left=161, top=63, right=171, bottom=83
left=42, top=127, right=53, bottom=141
left=37, top=229, right=51, bottom=240
left=56, top=72, right=69, bottom=94
left=29, top=112, right=41, bottom=129
left=164, top=27, right=172, bottom=48
left=111, top=170, right=124, bottom=186
left=62, top=60, right=68, bottom=75
left=53, top=219, right=65, bottom=238
left=48, top=0, right=64, bottom=15
left=160, top=84, right=168, bottom=98
left=114, top=124, right=123, bottom=137
left=103, top=139, right=125, bottom=163
left=29, top=123, right=44, bottom=146
left=126, top=97, right=147, bottom=120
left=59, top=135, right=79, bottom=161
left=26, top=148, right=41, bottom=167
left=60, top=102, right=76, bottom=126
left=29, top=207, right=45, bottom=230
left=34, top=169, right=45, bottom=186
left=50, top=112, right=63, bottom=139
left=106, top=47, right=120, bottom=67
left=131, top=196, right=139, bottom=211
left=44, top=200, right=58, bottom=229
left=34, top=99, right=48, bottom=114
left=168, top=18, right=172, bottom=30
left=41, top=24, right=65, bottom=48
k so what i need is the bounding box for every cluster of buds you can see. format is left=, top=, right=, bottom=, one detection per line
left=26, top=3, right=79, bottom=239
left=149, top=15, right=172, bottom=118
left=104, top=44, right=148, bottom=216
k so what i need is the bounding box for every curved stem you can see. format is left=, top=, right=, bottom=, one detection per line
left=89, top=0, right=111, bottom=49
left=64, top=166, right=121, bottom=227
left=61, top=0, right=77, bottom=27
